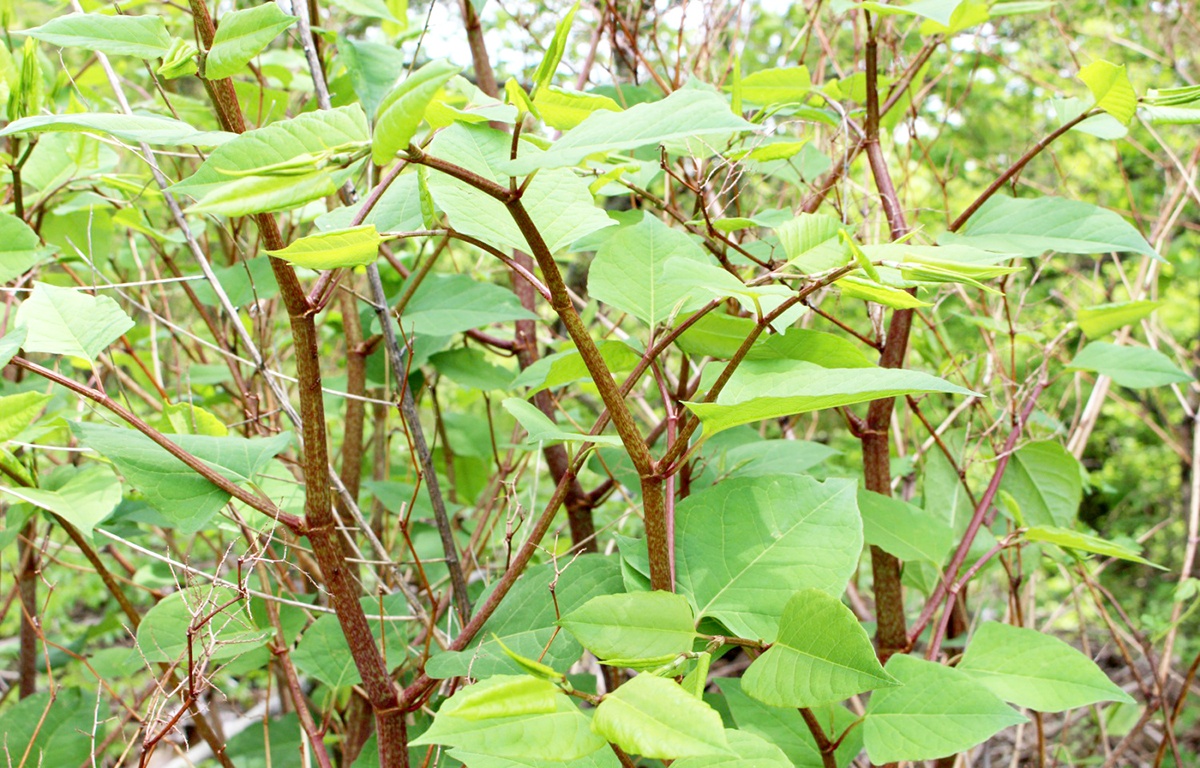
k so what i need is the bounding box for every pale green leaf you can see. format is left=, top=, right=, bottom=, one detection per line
left=502, top=89, right=754, bottom=174
left=859, top=0, right=961, bottom=25
left=425, top=123, right=615, bottom=253
left=25, top=12, right=171, bottom=58
left=531, top=2, right=579, bottom=96
left=185, top=169, right=342, bottom=216
left=747, top=328, right=876, bottom=369
left=158, top=36, right=198, bottom=79
left=1024, top=525, right=1160, bottom=567
left=673, top=730, right=793, bottom=768
left=1068, top=342, right=1193, bottom=389
left=1077, top=300, right=1163, bottom=338
left=685, top=360, right=976, bottom=438
left=447, top=748, right=620, bottom=768
left=338, top=35, right=407, bottom=118
left=675, top=476, right=863, bottom=641
left=441, top=675, right=559, bottom=720
left=919, top=0, right=989, bottom=33
left=1078, top=60, right=1137, bottom=124
left=863, top=655, right=1026, bottom=763
left=592, top=674, right=731, bottom=759
left=327, top=0, right=397, bottom=20
left=558, top=591, right=696, bottom=665
left=70, top=422, right=292, bottom=533
left=0, top=464, right=120, bottom=541
left=743, top=589, right=896, bottom=708
left=204, top=3, right=298, bottom=80
left=939, top=195, right=1159, bottom=259
left=0, top=113, right=234, bottom=146
left=959, top=622, right=1136, bottom=712
left=588, top=213, right=710, bottom=326
left=15, top=282, right=134, bottom=362
left=503, top=398, right=623, bottom=447
left=732, top=66, right=812, bottom=105
left=0, top=390, right=48, bottom=442
left=138, top=586, right=270, bottom=663
left=859, top=488, right=954, bottom=565
left=512, top=340, right=641, bottom=394
left=1140, top=104, right=1200, bottom=124
left=317, top=171, right=423, bottom=232
left=400, top=273, right=537, bottom=337
left=661, top=257, right=794, bottom=317
left=373, top=58, right=461, bottom=164
left=535, top=86, right=622, bottom=131
left=836, top=276, right=929, bottom=309
left=0, top=212, right=48, bottom=283
left=0, top=327, right=26, bottom=369
left=266, top=224, right=384, bottom=269
left=414, top=690, right=605, bottom=760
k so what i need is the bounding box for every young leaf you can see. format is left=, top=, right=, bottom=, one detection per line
left=684, top=359, right=977, bottom=438
left=534, top=86, right=622, bottom=131
left=0, top=113, right=233, bottom=146
left=502, top=89, right=755, bottom=174
left=204, top=3, right=298, bottom=80
left=15, top=282, right=134, bottom=362
left=1024, top=525, right=1160, bottom=567
left=836, top=276, right=930, bottom=309
left=743, top=589, right=896, bottom=708
left=531, top=1, right=580, bottom=97
left=588, top=213, right=710, bottom=326
left=591, top=674, right=732, bottom=759
left=372, top=58, right=461, bottom=164
left=863, top=655, right=1026, bottom=764
left=413, top=690, right=605, bottom=761
left=1077, top=300, right=1162, bottom=338
left=733, top=66, right=813, bottom=105
left=25, top=12, right=171, bottom=59
left=265, top=224, right=384, bottom=269
left=858, top=0, right=960, bottom=26
left=503, top=398, right=623, bottom=447
left=558, top=591, right=696, bottom=665
left=440, top=675, right=560, bottom=720
left=939, top=195, right=1160, bottom=259
left=1068, top=342, right=1193, bottom=389
left=674, top=476, right=863, bottom=641
left=958, top=622, right=1136, bottom=712
left=1077, top=60, right=1137, bottom=125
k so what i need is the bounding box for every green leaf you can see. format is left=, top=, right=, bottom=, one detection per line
left=997, top=440, right=1082, bottom=528
left=70, top=422, right=292, bottom=533
left=711, top=438, right=839, bottom=479
left=675, top=312, right=757, bottom=359
left=558, top=591, right=696, bottom=666
left=448, top=748, right=620, bottom=768
left=373, top=58, right=462, bottom=164
left=776, top=213, right=847, bottom=272
left=138, top=585, right=271, bottom=663
left=863, top=655, right=1026, bottom=763
left=531, top=2, right=580, bottom=97
left=836, top=276, right=929, bottom=309
left=858, top=489, right=954, bottom=565
left=401, top=273, right=537, bottom=337
left=685, top=360, right=977, bottom=438
left=413, top=688, right=605, bottom=760
left=939, top=195, right=1160, bottom=259
left=0, top=113, right=234, bottom=146
left=158, top=36, right=198, bottom=78
left=592, top=674, right=732, bottom=759
left=1024, top=525, right=1160, bottom=567
left=338, top=36, right=408, bottom=119
left=1068, top=342, right=1193, bottom=389
left=743, top=589, right=896, bottom=708
left=0, top=390, right=49, bottom=443
left=502, top=89, right=755, bottom=174
left=1077, top=300, right=1163, bottom=338
left=0, top=689, right=92, bottom=767
left=0, top=327, right=27, bottom=370
left=318, top=171, right=423, bottom=232
left=733, top=66, right=812, bottom=105
left=503, top=398, right=623, bottom=447
left=748, top=328, right=876, bottom=369
left=589, top=213, right=710, bottom=326
left=675, top=476, right=863, bottom=641
left=919, top=0, right=989, bottom=33
left=15, top=282, right=134, bottom=362
left=172, top=105, right=368, bottom=212
left=0, top=212, right=48, bottom=283
left=959, top=622, right=1136, bottom=712
left=673, top=730, right=793, bottom=768
left=424, top=123, right=615, bottom=253
left=717, top=679, right=862, bottom=768
left=1077, top=60, right=1137, bottom=124
left=25, top=12, right=171, bottom=58
left=535, top=86, right=622, bottom=131
left=266, top=224, right=384, bottom=269
left=512, top=340, right=641, bottom=394
left=430, top=347, right=514, bottom=391
left=293, top=594, right=411, bottom=688
left=0, top=464, right=120, bottom=541
left=204, top=3, right=297, bottom=80
left=425, top=555, right=622, bottom=678
left=327, top=0, right=398, bottom=20
left=661, top=258, right=794, bottom=318
left=443, top=675, right=560, bottom=720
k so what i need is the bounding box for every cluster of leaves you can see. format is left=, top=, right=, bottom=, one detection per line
left=0, top=0, right=1197, bottom=767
